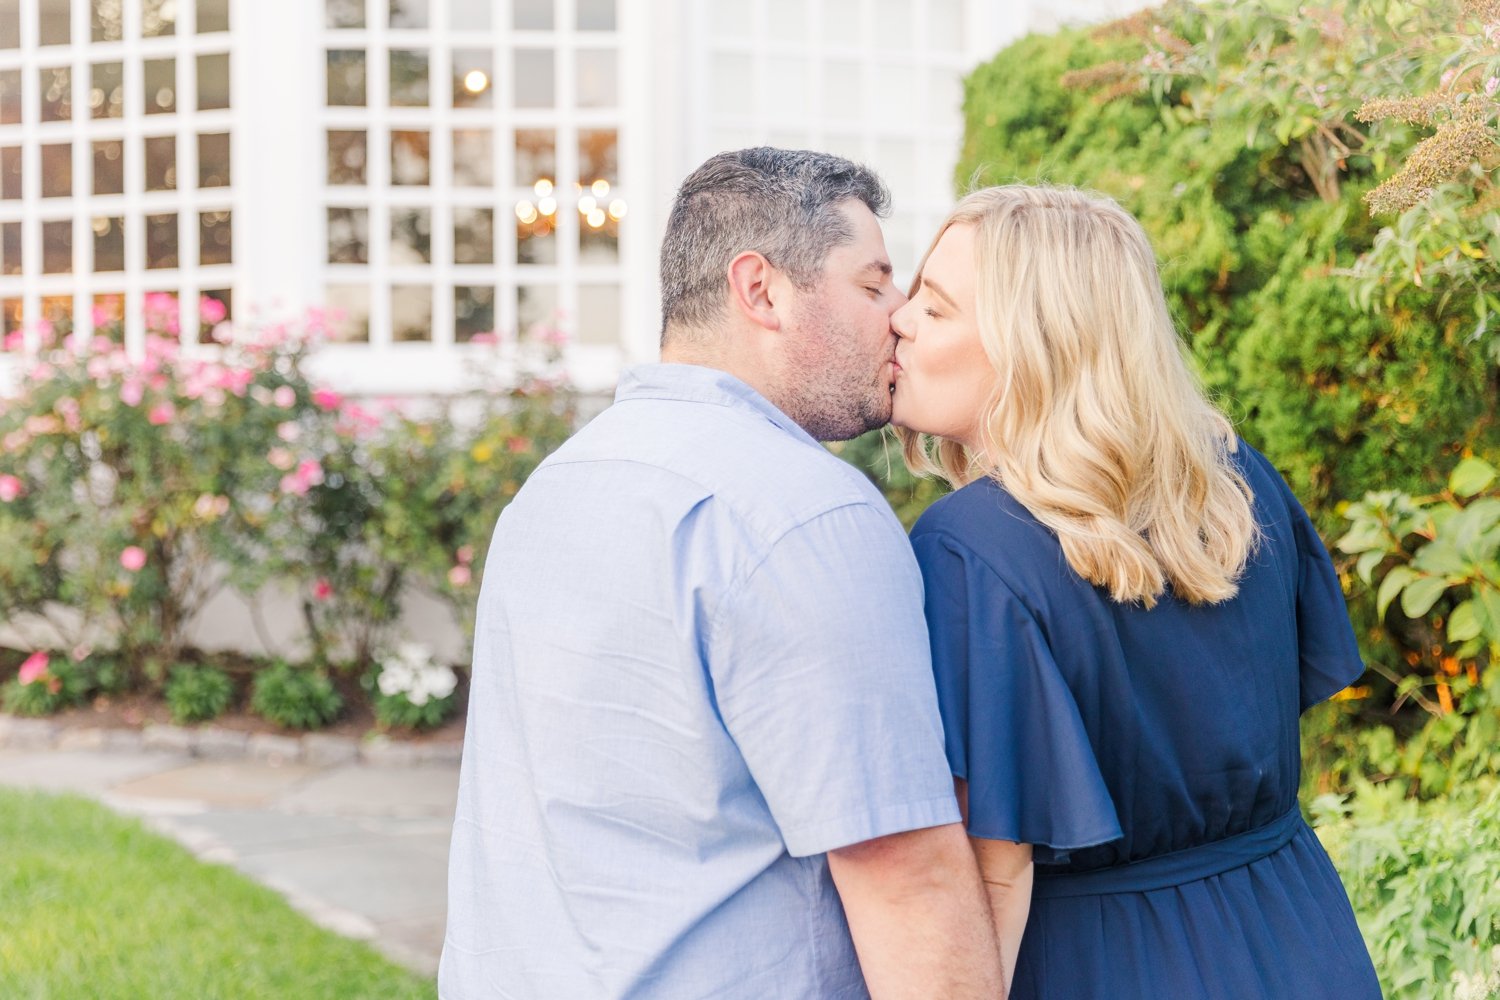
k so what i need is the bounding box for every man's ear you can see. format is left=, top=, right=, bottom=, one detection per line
left=725, top=251, right=781, bottom=333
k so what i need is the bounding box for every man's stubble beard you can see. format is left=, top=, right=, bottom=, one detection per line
left=776, top=299, right=894, bottom=443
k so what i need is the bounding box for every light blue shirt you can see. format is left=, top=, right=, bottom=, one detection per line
left=439, top=363, right=959, bottom=1000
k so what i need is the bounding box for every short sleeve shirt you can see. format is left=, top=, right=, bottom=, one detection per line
left=439, top=363, right=959, bottom=1000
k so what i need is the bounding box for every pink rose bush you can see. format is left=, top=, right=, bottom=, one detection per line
left=2, top=298, right=575, bottom=719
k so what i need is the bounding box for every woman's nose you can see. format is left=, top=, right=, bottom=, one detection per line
left=890, top=301, right=914, bottom=340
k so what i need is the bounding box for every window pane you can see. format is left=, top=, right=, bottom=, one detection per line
left=391, top=207, right=431, bottom=264
left=0, top=6, right=16, bottom=49
left=91, top=62, right=125, bottom=119
left=41, top=295, right=71, bottom=327
left=327, top=130, right=367, bottom=184
left=454, top=207, right=493, bottom=265
left=92, top=294, right=125, bottom=338
left=198, top=53, right=230, bottom=110
left=517, top=284, right=557, bottom=335
left=144, top=59, right=176, bottom=114
left=452, top=129, right=492, bottom=187
left=579, top=129, right=617, bottom=188
left=145, top=135, right=177, bottom=190
left=513, top=49, right=553, bottom=108
left=143, top=0, right=176, bottom=36
left=146, top=213, right=178, bottom=268
left=516, top=204, right=555, bottom=264
left=94, top=140, right=124, bottom=194
left=823, top=60, right=860, bottom=121
left=455, top=286, right=495, bottom=342
left=390, top=50, right=428, bottom=106
left=1, top=222, right=20, bottom=275
left=453, top=49, right=492, bottom=109
left=91, top=0, right=123, bottom=41
left=0, top=69, right=20, bottom=124
left=198, top=0, right=230, bottom=33
left=452, top=0, right=489, bottom=30
left=513, top=0, right=551, bottom=29
left=391, top=130, right=430, bottom=185
left=40, top=66, right=71, bottom=121
left=580, top=211, right=618, bottom=264
left=327, top=207, right=368, bottom=264
left=93, top=216, right=125, bottom=272
left=325, top=284, right=370, bottom=342
left=40, top=142, right=70, bottom=198
left=199, top=132, right=231, bottom=187
left=200, top=210, right=232, bottom=265
left=576, top=49, right=616, bottom=108
left=326, top=0, right=363, bottom=28
left=39, top=0, right=68, bottom=45
left=388, top=0, right=426, bottom=28
left=515, top=129, right=554, bottom=187
left=391, top=285, right=432, bottom=342
left=200, top=289, right=231, bottom=336
left=42, top=220, right=71, bottom=274
left=1, top=146, right=20, bottom=200
left=578, top=284, right=620, bottom=345
left=327, top=51, right=366, bottom=106
left=577, top=0, right=615, bottom=30
left=1, top=299, right=19, bottom=334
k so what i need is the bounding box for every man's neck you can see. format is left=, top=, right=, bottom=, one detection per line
left=660, top=341, right=783, bottom=420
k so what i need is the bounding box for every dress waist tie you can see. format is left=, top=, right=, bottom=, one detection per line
left=1032, top=804, right=1306, bottom=899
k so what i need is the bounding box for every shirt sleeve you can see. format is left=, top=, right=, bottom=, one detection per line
left=706, top=502, right=961, bottom=858
left=911, top=530, right=1122, bottom=862
left=1274, top=477, right=1368, bottom=712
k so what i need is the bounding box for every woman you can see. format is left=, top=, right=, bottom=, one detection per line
left=889, top=185, right=1382, bottom=999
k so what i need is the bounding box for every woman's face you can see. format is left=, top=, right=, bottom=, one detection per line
left=889, top=223, right=996, bottom=450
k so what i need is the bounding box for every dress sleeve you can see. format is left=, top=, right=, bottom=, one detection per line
left=1276, top=479, right=1368, bottom=712
left=911, top=530, right=1122, bottom=863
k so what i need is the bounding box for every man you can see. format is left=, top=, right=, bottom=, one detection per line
left=440, top=148, right=1003, bottom=999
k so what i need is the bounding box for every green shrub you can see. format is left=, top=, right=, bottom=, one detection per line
left=249, top=661, right=343, bottom=731
left=164, top=666, right=235, bottom=724
left=0, top=655, right=93, bottom=717
left=1316, top=781, right=1500, bottom=999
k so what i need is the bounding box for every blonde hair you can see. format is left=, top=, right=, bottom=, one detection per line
left=899, top=185, right=1258, bottom=607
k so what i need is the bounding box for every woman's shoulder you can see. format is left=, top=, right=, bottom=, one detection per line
left=910, top=475, right=1061, bottom=570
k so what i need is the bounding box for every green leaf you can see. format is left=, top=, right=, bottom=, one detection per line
left=1400, top=575, right=1449, bottom=619
left=1448, top=457, right=1497, bottom=498
left=1377, top=565, right=1417, bottom=618
left=1447, top=599, right=1481, bottom=642
left=1477, top=586, right=1500, bottom=641
left=1356, top=548, right=1386, bottom=585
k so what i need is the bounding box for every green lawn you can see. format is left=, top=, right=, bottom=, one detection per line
left=0, top=788, right=435, bottom=999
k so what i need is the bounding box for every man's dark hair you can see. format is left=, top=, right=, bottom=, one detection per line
left=658, top=147, right=890, bottom=344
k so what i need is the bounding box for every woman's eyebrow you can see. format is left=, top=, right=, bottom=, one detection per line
left=922, top=276, right=959, bottom=309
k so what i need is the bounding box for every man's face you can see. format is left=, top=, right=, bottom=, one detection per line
left=777, top=200, right=905, bottom=442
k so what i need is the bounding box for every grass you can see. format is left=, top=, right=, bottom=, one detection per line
left=0, top=788, right=435, bottom=999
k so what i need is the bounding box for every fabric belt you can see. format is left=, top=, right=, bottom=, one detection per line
left=1032, top=804, right=1307, bottom=899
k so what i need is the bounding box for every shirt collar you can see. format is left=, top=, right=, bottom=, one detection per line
left=615, top=363, right=820, bottom=449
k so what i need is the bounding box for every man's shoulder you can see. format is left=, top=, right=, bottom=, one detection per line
left=546, top=396, right=895, bottom=533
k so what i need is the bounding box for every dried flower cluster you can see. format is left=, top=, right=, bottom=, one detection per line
left=1359, top=95, right=1496, bottom=215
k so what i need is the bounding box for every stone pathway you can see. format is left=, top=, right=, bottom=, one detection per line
left=0, top=726, right=460, bottom=978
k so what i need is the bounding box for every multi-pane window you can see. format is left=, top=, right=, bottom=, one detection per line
left=322, top=0, right=625, bottom=349
left=0, top=0, right=236, bottom=349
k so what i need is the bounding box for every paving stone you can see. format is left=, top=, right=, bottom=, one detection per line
left=0, top=717, right=59, bottom=750
left=360, top=737, right=419, bottom=768
left=110, top=760, right=320, bottom=809
left=141, top=724, right=195, bottom=754
left=248, top=733, right=303, bottom=765
left=414, top=741, right=463, bottom=766
left=56, top=727, right=106, bottom=751
left=102, top=728, right=145, bottom=753
left=193, top=727, right=250, bottom=759
left=301, top=733, right=360, bottom=767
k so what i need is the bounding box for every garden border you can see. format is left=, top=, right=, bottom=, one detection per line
left=0, top=715, right=464, bottom=767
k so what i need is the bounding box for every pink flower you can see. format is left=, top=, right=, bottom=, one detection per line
left=120, top=380, right=144, bottom=407
left=147, top=401, right=176, bottom=426
left=276, top=421, right=301, bottom=443
left=91, top=335, right=115, bottom=354
left=311, top=387, right=343, bottom=411
left=456, top=545, right=474, bottom=565
left=87, top=355, right=111, bottom=380
left=18, top=652, right=49, bottom=686
left=2, top=330, right=25, bottom=352
left=120, top=546, right=147, bottom=572
left=0, top=475, right=22, bottom=502
left=447, top=565, right=473, bottom=588
left=280, top=459, right=325, bottom=496
left=468, top=332, right=499, bottom=346
left=199, top=296, right=228, bottom=325
left=266, top=448, right=296, bottom=470
left=91, top=305, right=114, bottom=327
left=1487, top=76, right=1499, bottom=98
left=273, top=385, right=296, bottom=408
left=313, top=578, right=333, bottom=601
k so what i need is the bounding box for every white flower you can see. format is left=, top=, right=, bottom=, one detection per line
left=377, top=643, right=457, bottom=705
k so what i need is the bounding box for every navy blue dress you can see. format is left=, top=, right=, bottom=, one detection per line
left=910, top=442, right=1382, bottom=1000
